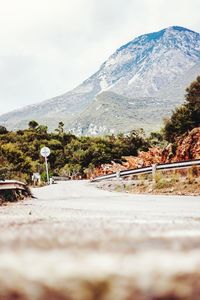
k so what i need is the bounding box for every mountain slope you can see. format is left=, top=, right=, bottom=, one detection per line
left=68, top=91, right=178, bottom=135
left=1, top=26, right=200, bottom=134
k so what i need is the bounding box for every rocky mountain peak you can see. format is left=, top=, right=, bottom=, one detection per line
left=0, top=26, right=200, bottom=135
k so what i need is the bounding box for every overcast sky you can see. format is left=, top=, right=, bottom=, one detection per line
left=0, top=0, right=200, bottom=114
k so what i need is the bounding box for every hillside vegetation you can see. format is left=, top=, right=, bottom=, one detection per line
left=0, top=122, right=148, bottom=183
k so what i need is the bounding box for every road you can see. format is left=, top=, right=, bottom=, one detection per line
left=0, top=180, right=200, bottom=299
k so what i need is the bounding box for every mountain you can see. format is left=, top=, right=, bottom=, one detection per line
left=1, top=26, right=200, bottom=134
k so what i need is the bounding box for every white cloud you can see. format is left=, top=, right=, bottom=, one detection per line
left=0, top=0, right=199, bottom=113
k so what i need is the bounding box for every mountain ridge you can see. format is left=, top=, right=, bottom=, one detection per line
left=1, top=26, right=200, bottom=134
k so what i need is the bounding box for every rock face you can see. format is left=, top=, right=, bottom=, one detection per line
left=94, top=128, right=200, bottom=176
left=1, top=26, right=200, bottom=134
left=170, top=127, right=200, bottom=161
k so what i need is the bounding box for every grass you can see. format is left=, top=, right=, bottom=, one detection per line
left=154, top=171, right=178, bottom=189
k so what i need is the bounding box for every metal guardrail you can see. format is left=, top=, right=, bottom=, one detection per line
left=52, top=176, right=69, bottom=181
left=91, top=159, right=200, bottom=182
left=0, top=180, right=26, bottom=191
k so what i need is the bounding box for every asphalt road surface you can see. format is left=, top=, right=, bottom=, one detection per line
left=0, top=180, right=200, bottom=299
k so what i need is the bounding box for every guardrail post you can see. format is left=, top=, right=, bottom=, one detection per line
left=152, top=164, right=157, bottom=182
left=116, top=171, right=121, bottom=180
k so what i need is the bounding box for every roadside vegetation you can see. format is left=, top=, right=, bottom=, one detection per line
left=163, top=75, right=200, bottom=142
left=0, top=123, right=149, bottom=183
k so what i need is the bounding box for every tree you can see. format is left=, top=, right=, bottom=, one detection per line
left=148, top=130, right=166, bottom=148
left=0, top=125, right=8, bottom=134
left=55, top=121, right=64, bottom=134
left=186, top=75, right=200, bottom=108
left=36, top=125, right=48, bottom=134
left=28, top=120, right=38, bottom=130
left=164, top=76, right=200, bottom=142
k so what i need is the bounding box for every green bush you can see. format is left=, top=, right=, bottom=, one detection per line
left=164, top=76, right=200, bottom=142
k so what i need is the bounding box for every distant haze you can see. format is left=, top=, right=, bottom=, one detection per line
left=0, top=0, right=200, bottom=113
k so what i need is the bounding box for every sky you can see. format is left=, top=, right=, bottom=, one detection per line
left=0, top=0, right=200, bottom=114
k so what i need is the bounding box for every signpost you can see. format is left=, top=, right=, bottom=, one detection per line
left=40, top=147, right=51, bottom=184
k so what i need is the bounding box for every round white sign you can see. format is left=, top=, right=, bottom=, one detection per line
left=40, top=147, right=51, bottom=158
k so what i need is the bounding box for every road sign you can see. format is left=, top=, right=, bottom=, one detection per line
left=40, top=147, right=51, bottom=158
left=40, top=147, right=51, bottom=184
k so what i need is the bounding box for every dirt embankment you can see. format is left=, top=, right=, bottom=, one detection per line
left=96, top=177, right=200, bottom=196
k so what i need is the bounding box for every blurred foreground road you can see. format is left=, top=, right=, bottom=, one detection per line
left=0, top=181, right=200, bottom=299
